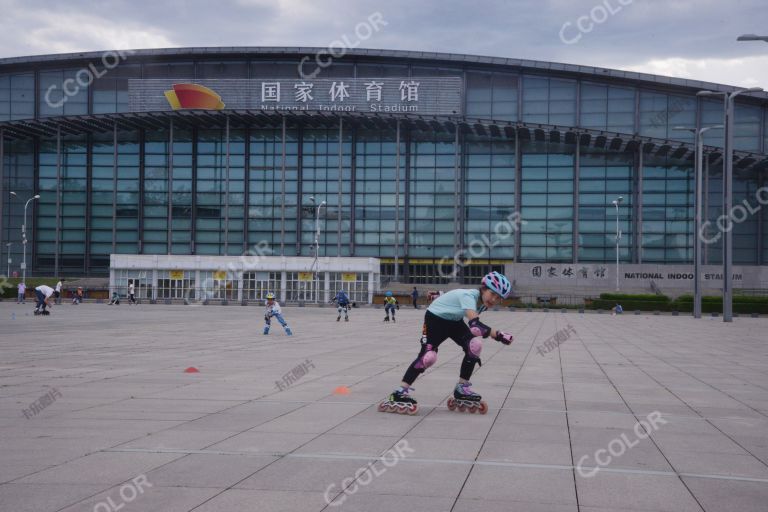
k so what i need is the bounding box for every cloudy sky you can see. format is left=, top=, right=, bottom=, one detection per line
left=1, top=0, right=767, bottom=88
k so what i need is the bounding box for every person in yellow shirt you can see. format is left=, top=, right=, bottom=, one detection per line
left=384, top=291, right=399, bottom=322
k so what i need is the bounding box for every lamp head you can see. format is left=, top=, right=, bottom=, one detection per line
left=33, top=194, right=40, bottom=199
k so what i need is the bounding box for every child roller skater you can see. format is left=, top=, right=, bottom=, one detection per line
left=263, top=293, right=292, bottom=336
left=383, top=291, right=399, bottom=322
left=379, top=272, right=514, bottom=415
left=331, top=289, right=350, bottom=322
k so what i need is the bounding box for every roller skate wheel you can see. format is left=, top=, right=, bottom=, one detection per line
left=406, top=404, right=418, bottom=415
left=447, top=397, right=456, bottom=410
left=478, top=401, right=488, bottom=414
left=458, top=403, right=466, bottom=412
left=377, top=402, right=388, bottom=412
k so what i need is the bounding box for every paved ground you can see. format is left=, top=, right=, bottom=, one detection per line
left=1, top=301, right=767, bottom=512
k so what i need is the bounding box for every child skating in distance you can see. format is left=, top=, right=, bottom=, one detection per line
left=379, top=272, right=514, bottom=415
left=331, top=289, right=350, bottom=322
left=383, top=291, right=399, bottom=322
left=263, top=293, right=292, bottom=336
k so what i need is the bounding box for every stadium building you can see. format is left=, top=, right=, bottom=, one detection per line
left=1, top=47, right=767, bottom=300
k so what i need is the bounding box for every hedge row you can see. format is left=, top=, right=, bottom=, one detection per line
left=588, top=293, right=768, bottom=313
left=0, top=278, right=61, bottom=299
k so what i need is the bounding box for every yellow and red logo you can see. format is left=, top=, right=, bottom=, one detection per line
left=164, top=83, right=225, bottom=110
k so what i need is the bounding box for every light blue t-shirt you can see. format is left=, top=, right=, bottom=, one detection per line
left=427, top=289, right=482, bottom=321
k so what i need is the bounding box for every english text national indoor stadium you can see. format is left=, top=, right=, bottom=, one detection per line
left=1, top=47, right=767, bottom=302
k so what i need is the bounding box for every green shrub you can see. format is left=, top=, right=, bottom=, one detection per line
left=672, top=294, right=768, bottom=314
left=0, top=278, right=61, bottom=299
left=588, top=293, right=672, bottom=311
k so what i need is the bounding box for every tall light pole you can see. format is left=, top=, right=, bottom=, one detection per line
left=308, top=196, right=325, bottom=303
left=309, top=196, right=326, bottom=261
left=9, top=192, right=40, bottom=285
left=697, top=87, right=763, bottom=322
left=5, top=242, right=11, bottom=277
left=674, top=125, right=723, bottom=319
left=611, top=196, right=623, bottom=292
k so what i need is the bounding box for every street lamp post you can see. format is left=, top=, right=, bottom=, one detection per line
left=9, top=192, right=40, bottom=285
left=5, top=242, right=11, bottom=277
left=674, top=125, right=723, bottom=319
left=309, top=196, right=326, bottom=260
left=611, top=196, right=623, bottom=292
left=697, top=87, right=763, bottom=322
left=308, top=196, right=325, bottom=303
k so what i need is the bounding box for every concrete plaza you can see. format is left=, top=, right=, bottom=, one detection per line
left=1, top=301, right=767, bottom=511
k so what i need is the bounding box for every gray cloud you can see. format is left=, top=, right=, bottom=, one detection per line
left=0, top=0, right=767, bottom=87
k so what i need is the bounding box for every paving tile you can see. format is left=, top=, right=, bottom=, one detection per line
left=576, top=472, right=704, bottom=512
left=681, top=476, right=768, bottom=512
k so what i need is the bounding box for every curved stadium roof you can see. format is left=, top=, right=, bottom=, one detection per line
left=1, top=47, right=767, bottom=172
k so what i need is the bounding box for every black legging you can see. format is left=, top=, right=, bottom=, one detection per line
left=402, top=310, right=480, bottom=385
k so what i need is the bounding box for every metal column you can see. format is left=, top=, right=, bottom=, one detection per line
left=111, top=122, right=117, bottom=255
left=54, top=125, right=61, bottom=277
left=394, top=119, right=400, bottom=281
left=337, top=117, right=343, bottom=257
left=452, top=125, right=460, bottom=279
left=0, top=127, right=4, bottom=274
left=572, top=138, right=580, bottom=263
left=191, top=127, right=198, bottom=254
left=224, top=115, right=230, bottom=255
left=84, top=133, right=92, bottom=275
left=514, top=134, right=522, bottom=262
left=757, top=173, right=764, bottom=265
left=280, top=116, right=286, bottom=255
left=634, top=148, right=644, bottom=263
left=723, top=95, right=734, bottom=322
left=138, top=129, right=145, bottom=254
left=703, top=156, right=709, bottom=265
left=349, top=126, right=356, bottom=256
left=167, top=119, right=174, bottom=255
left=243, top=127, right=250, bottom=255
left=403, top=128, right=411, bottom=280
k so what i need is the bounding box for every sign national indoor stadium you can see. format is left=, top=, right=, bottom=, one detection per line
left=128, top=77, right=463, bottom=116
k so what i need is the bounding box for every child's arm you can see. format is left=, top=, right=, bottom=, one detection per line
left=465, top=310, right=513, bottom=345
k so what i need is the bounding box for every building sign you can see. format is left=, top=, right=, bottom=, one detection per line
left=213, top=270, right=228, bottom=280
left=129, top=77, right=463, bottom=115
left=298, top=272, right=314, bottom=282
left=524, top=264, right=743, bottom=283
left=506, top=263, right=760, bottom=293
left=341, top=272, right=357, bottom=282
left=164, top=83, right=225, bottom=110
left=169, top=270, right=184, bottom=280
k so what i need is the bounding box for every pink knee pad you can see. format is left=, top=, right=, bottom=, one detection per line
left=415, top=345, right=438, bottom=370
left=469, top=337, right=482, bottom=358
left=470, top=326, right=484, bottom=337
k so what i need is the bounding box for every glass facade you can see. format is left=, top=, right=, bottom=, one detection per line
left=641, top=162, right=694, bottom=263
left=520, top=143, right=574, bottom=262
left=0, top=51, right=766, bottom=280
left=578, top=151, right=634, bottom=262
